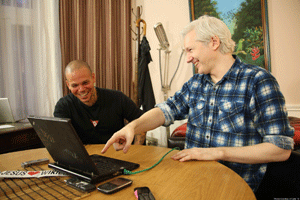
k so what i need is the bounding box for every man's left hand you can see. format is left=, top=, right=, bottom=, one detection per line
left=171, top=147, right=223, bottom=162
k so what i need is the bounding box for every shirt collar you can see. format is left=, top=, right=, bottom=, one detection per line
left=222, top=55, right=242, bottom=81
left=202, top=55, right=242, bottom=85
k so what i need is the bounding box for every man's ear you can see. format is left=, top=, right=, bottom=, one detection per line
left=211, top=35, right=220, bottom=51
left=91, top=72, right=96, bottom=85
left=66, top=79, right=70, bottom=89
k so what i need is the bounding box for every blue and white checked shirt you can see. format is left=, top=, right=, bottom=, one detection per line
left=156, top=56, right=294, bottom=191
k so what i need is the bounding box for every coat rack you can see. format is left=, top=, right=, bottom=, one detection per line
left=131, top=6, right=146, bottom=105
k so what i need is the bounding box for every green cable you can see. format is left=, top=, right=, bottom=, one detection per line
left=123, top=147, right=180, bottom=175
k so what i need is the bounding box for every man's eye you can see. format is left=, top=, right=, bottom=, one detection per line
left=71, top=84, right=78, bottom=88
left=186, top=49, right=192, bottom=53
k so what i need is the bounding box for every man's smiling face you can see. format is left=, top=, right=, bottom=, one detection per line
left=66, top=67, right=97, bottom=106
left=184, top=29, right=214, bottom=75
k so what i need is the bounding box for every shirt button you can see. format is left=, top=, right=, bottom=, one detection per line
left=209, top=119, right=212, bottom=123
left=206, top=136, right=210, bottom=139
left=210, top=103, right=214, bottom=106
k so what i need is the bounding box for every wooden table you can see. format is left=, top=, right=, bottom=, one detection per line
left=0, top=145, right=256, bottom=199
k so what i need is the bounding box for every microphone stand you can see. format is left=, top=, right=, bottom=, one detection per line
left=155, top=22, right=184, bottom=144
left=158, top=47, right=171, bottom=140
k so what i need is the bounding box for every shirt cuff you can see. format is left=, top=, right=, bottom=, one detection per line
left=263, top=135, right=294, bottom=150
left=155, top=103, right=174, bottom=126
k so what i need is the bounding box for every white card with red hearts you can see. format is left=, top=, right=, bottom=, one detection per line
left=0, top=170, right=68, bottom=178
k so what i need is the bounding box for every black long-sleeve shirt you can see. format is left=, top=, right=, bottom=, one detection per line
left=54, top=87, right=143, bottom=144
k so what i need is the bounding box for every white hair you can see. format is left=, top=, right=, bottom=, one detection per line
left=181, top=15, right=236, bottom=54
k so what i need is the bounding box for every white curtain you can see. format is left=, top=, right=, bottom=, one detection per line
left=0, top=0, right=62, bottom=121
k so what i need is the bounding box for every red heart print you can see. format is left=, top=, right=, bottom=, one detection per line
left=28, top=171, right=40, bottom=176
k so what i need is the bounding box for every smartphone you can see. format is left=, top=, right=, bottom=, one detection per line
left=134, top=187, right=155, bottom=200
left=97, top=177, right=133, bottom=194
left=65, top=177, right=96, bottom=192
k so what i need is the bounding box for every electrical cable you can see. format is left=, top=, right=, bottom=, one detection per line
left=158, top=49, right=184, bottom=90
left=123, top=147, right=180, bottom=175
left=159, top=49, right=163, bottom=88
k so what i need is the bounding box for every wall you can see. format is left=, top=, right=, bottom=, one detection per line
left=267, top=0, right=300, bottom=117
left=133, top=0, right=300, bottom=146
left=133, top=0, right=192, bottom=146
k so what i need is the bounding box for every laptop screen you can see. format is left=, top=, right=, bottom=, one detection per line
left=28, top=116, right=100, bottom=176
left=0, top=98, right=15, bottom=123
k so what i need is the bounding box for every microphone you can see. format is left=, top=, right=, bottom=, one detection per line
left=154, top=22, right=169, bottom=50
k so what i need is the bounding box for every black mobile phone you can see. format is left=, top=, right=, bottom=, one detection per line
left=134, top=187, right=155, bottom=200
left=97, top=177, right=133, bottom=194
left=64, top=177, right=96, bottom=192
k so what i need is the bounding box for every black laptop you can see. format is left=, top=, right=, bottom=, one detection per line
left=28, top=116, right=139, bottom=184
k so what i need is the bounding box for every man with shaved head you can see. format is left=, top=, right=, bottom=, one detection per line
left=54, top=60, right=145, bottom=145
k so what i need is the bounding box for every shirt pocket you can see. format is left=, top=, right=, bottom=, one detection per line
left=188, top=98, right=206, bottom=127
left=218, top=101, right=245, bottom=133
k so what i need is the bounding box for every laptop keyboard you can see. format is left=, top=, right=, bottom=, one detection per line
left=90, top=154, right=135, bottom=175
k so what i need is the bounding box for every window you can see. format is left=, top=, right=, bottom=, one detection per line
left=0, top=0, right=62, bottom=120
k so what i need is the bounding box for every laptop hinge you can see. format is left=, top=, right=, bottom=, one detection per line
left=48, top=163, right=97, bottom=183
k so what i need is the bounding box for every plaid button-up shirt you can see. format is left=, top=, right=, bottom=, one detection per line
left=156, top=56, right=294, bottom=191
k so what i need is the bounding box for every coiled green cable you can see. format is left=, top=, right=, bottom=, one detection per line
left=123, top=147, right=180, bottom=175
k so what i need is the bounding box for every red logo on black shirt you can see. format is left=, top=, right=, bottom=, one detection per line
left=90, top=120, right=99, bottom=127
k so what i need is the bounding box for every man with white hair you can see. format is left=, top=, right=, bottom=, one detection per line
left=101, top=15, right=294, bottom=192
